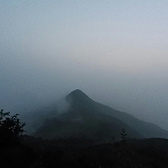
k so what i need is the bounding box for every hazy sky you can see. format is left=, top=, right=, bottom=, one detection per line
left=1, top=1, right=168, bottom=129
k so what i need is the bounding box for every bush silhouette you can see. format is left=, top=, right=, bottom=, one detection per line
left=0, top=109, right=25, bottom=146
left=120, top=129, right=127, bottom=144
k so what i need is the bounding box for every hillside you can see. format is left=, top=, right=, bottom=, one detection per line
left=35, top=89, right=168, bottom=141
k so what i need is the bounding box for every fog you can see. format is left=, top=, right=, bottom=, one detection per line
left=1, top=1, right=168, bottom=130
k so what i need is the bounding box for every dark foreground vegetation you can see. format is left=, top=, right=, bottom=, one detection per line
left=2, top=136, right=168, bottom=168
left=1, top=109, right=168, bottom=168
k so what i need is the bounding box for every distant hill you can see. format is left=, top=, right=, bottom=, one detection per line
left=35, top=89, right=168, bottom=142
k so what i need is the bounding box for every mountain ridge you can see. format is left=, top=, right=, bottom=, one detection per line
left=35, top=89, right=168, bottom=141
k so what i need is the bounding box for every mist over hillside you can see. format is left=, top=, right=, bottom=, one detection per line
left=1, top=1, right=168, bottom=167
left=32, top=89, right=168, bottom=142
left=1, top=1, right=168, bottom=132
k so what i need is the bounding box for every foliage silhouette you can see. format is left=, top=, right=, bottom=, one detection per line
left=0, top=109, right=25, bottom=146
left=121, top=129, right=127, bottom=144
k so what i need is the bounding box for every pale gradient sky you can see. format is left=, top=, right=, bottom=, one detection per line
left=1, top=1, right=168, bottom=129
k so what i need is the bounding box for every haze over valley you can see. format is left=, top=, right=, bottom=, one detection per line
left=1, top=1, right=168, bottom=131
left=2, top=1, right=168, bottom=167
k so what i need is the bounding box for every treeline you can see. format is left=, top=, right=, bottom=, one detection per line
left=1, top=109, right=168, bottom=168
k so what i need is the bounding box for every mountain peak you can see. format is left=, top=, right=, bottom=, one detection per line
left=66, top=89, right=93, bottom=104
left=70, top=89, right=86, bottom=95
left=68, top=89, right=89, bottom=98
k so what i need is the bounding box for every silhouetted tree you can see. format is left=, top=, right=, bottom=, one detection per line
left=0, top=109, right=25, bottom=146
left=120, top=129, right=127, bottom=144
